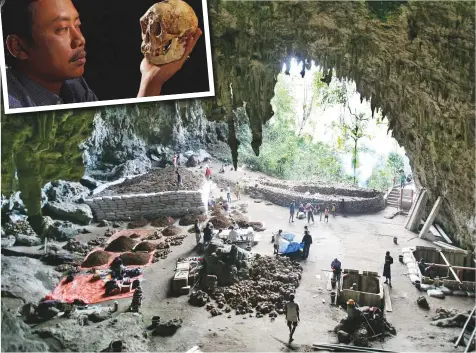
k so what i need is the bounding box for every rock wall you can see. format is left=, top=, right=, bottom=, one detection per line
left=247, top=185, right=385, bottom=214
left=85, top=191, right=207, bottom=221
left=259, top=180, right=380, bottom=198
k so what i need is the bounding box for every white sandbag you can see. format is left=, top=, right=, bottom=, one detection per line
left=409, top=274, right=420, bottom=283
left=466, top=291, right=475, bottom=298
left=437, top=286, right=453, bottom=295
left=420, top=284, right=436, bottom=291
left=407, top=263, right=416, bottom=270
left=403, top=256, right=413, bottom=264
left=427, top=289, right=445, bottom=298
left=408, top=268, right=418, bottom=275
left=453, top=290, right=467, bottom=297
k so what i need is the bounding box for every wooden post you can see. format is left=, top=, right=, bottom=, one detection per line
left=419, top=196, right=442, bottom=238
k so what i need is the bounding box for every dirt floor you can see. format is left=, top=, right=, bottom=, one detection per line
left=59, top=164, right=475, bottom=352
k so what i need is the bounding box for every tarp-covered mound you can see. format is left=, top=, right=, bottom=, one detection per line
left=277, top=233, right=304, bottom=254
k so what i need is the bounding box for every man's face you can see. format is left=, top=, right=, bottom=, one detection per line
left=24, top=0, right=86, bottom=81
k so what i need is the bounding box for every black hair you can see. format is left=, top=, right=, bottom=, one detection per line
left=1, top=0, right=38, bottom=66
left=289, top=294, right=295, bottom=301
left=386, top=251, right=390, bottom=256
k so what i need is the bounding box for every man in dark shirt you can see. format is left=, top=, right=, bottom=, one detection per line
left=301, top=230, right=313, bottom=259
left=1, top=0, right=202, bottom=109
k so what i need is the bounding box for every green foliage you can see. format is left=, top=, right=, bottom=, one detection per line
left=387, top=152, right=404, bottom=175
left=237, top=73, right=348, bottom=184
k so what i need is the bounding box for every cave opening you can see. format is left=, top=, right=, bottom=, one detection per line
left=237, top=58, right=413, bottom=193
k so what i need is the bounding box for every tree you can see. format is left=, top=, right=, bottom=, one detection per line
left=387, top=152, right=404, bottom=176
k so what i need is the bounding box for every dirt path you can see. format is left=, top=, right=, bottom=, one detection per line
left=135, top=165, right=473, bottom=352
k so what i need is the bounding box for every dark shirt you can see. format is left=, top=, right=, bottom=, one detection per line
left=194, top=224, right=201, bottom=233
left=302, top=233, right=312, bottom=245
left=384, top=255, right=393, bottom=267
left=6, top=67, right=98, bottom=108
left=177, top=174, right=182, bottom=183
left=331, top=259, right=342, bottom=271
left=290, top=203, right=295, bottom=212
left=203, top=227, right=212, bottom=240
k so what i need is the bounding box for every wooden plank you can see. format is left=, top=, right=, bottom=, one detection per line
left=440, top=251, right=462, bottom=283
left=419, top=197, right=442, bottom=238
left=429, top=225, right=441, bottom=237
left=427, top=263, right=476, bottom=271
left=463, top=326, right=476, bottom=353
left=326, top=272, right=333, bottom=290
left=185, top=346, right=201, bottom=353
left=383, top=285, right=392, bottom=312
left=433, top=241, right=467, bottom=253
left=435, top=224, right=453, bottom=244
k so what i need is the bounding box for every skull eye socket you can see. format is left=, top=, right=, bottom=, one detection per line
left=163, top=40, right=172, bottom=53
left=152, top=23, right=161, bottom=37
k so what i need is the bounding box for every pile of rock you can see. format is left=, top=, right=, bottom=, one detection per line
left=333, top=306, right=396, bottom=347
left=3, top=220, right=36, bottom=237
left=201, top=247, right=303, bottom=319
left=152, top=245, right=171, bottom=262
left=88, top=237, right=107, bottom=247
left=431, top=307, right=475, bottom=328
left=63, top=239, right=91, bottom=256
left=55, top=263, right=80, bottom=273
left=146, top=230, right=163, bottom=240
left=104, top=229, right=117, bottom=237
left=164, top=234, right=187, bottom=246
left=189, top=290, right=209, bottom=307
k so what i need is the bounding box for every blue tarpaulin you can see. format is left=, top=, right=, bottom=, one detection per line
left=278, top=233, right=304, bottom=254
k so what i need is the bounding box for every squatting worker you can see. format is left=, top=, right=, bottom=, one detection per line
left=284, top=294, right=300, bottom=343
left=1, top=0, right=202, bottom=108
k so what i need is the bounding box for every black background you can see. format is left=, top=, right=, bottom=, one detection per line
left=73, top=0, right=210, bottom=100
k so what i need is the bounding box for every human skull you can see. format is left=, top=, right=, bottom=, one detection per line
left=140, top=0, right=198, bottom=65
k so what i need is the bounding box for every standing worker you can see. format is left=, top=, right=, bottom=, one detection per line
left=301, top=230, right=313, bottom=259
left=235, top=181, right=241, bottom=200
left=274, top=229, right=283, bottom=256
left=173, top=154, right=177, bottom=168
left=383, top=251, right=394, bottom=287
left=400, top=173, right=406, bottom=188
left=324, top=207, right=329, bottom=223
left=306, top=203, right=314, bottom=224
left=316, top=204, right=322, bottom=221
left=289, top=201, right=296, bottom=223
left=226, top=185, right=232, bottom=203
left=284, top=294, right=300, bottom=343
left=176, top=170, right=183, bottom=189
left=193, top=220, right=201, bottom=246
left=331, top=203, right=336, bottom=217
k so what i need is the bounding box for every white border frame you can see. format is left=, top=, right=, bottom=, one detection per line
left=0, top=0, right=215, bottom=115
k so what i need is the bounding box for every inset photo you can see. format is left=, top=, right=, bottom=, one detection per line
left=0, top=0, right=214, bottom=114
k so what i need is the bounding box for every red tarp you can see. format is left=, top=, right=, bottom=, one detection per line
left=48, top=228, right=156, bottom=304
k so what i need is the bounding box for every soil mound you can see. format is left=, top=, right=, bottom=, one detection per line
left=209, top=216, right=232, bottom=229
left=248, top=221, right=266, bottom=232
left=134, top=241, right=156, bottom=252
left=119, top=252, right=151, bottom=266
left=82, top=250, right=111, bottom=268
left=150, top=216, right=175, bottom=227
left=96, top=166, right=203, bottom=196
left=179, top=214, right=207, bottom=226
left=105, top=236, right=137, bottom=252
left=128, top=217, right=149, bottom=229
left=162, top=226, right=182, bottom=237
left=129, top=233, right=141, bottom=239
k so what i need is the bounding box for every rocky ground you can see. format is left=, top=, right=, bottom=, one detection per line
left=1, top=162, right=474, bottom=352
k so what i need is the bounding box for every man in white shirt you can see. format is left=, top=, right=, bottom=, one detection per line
left=284, top=294, right=300, bottom=343
left=274, top=229, right=282, bottom=256
left=226, top=186, right=231, bottom=203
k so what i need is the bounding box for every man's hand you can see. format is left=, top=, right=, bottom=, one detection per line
left=137, top=28, right=203, bottom=97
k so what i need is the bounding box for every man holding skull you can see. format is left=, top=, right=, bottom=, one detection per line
left=1, top=0, right=202, bottom=108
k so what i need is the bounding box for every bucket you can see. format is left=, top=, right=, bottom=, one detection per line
left=415, top=280, right=421, bottom=290
left=331, top=277, right=337, bottom=289
left=399, top=255, right=404, bottom=263
left=330, top=291, right=336, bottom=304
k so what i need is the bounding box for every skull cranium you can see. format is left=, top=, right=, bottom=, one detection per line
left=140, top=0, right=198, bottom=65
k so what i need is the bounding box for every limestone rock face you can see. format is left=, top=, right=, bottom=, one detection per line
left=208, top=1, right=475, bottom=248
left=1, top=256, right=61, bottom=304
